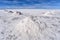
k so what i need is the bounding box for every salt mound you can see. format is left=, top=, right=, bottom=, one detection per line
left=15, top=17, right=40, bottom=40
left=44, top=11, right=60, bottom=17
left=44, top=11, right=53, bottom=16
left=14, top=17, right=57, bottom=40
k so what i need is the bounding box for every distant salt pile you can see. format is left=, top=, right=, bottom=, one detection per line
left=16, top=11, right=22, bottom=15
left=44, top=11, right=60, bottom=17
left=44, top=11, right=53, bottom=16
left=4, top=10, right=14, bottom=13
left=8, top=11, right=14, bottom=13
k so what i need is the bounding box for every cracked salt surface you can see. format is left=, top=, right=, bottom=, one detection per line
left=0, top=9, right=60, bottom=40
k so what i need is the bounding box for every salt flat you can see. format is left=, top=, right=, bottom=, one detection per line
left=0, top=9, right=60, bottom=40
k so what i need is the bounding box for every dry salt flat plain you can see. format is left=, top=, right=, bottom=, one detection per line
left=0, top=9, right=60, bottom=40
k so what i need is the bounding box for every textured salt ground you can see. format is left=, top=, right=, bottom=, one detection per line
left=0, top=10, right=60, bottom=40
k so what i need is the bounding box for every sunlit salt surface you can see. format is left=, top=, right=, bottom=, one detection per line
left=0, top=9, right=60, bottom=40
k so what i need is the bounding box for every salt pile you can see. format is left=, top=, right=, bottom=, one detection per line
left=15, top=17, right=40, bottom=40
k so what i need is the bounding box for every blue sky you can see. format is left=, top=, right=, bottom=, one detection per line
left=0, top=0, right=60, bottom=9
